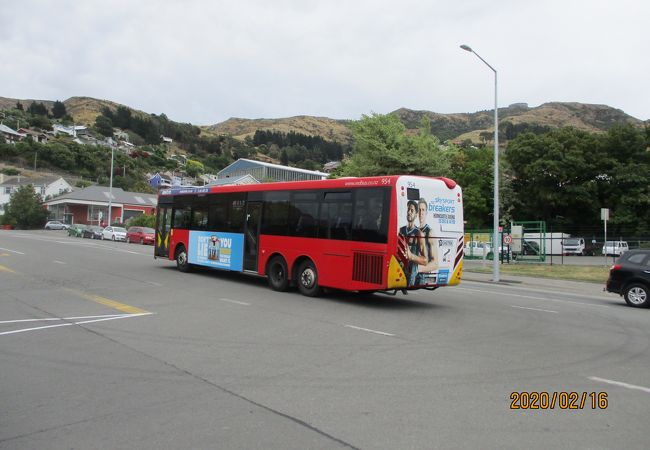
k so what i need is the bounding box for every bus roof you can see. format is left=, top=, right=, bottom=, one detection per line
left=158, top=175, right=458, bottom=198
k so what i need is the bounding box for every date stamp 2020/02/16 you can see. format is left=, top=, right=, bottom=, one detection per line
left=510, top=392, right=608, bottom=410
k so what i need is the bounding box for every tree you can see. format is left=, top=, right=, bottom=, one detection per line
left=505, top=128, right=603, bottom=231
left=127, top=213, right=156, bottom=228
left=52, top=100, right=67, bottom=119
left=27, top=101, right=48, bottom=116
left=337, top=113, right=452, bottom=177
left=450, top=145, right=495, bottom=228
left=1, top=185, right=49, bottom=229
left=95, top=115, right=114, bottom=137
left=185, top=159, right=204, bottom=178
left=15, top=101, right=23, bottom=111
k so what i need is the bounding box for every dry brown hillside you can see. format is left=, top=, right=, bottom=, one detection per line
left=0, top=96, right=152, bottom=126
left=203, top=116, right=354, bottom=144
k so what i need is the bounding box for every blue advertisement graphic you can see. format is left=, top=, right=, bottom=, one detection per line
left=188, top=231, right=244, bottom=271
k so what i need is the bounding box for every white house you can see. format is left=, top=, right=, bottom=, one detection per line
left=52, top=124, right=88, bottom=137
left=0, top=175, right=73, bottom=215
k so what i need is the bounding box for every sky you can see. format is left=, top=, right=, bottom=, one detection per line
left=2, top=0, right=648, bottom=125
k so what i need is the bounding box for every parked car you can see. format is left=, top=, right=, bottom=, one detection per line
left=602, top=240, right=629, bottom=257
left=102, top=226, right=127, bottom=241
left=605, top=250, right=650, bottom=307
left=67, top=223, right=87, bottom=237
left=44, top=220, right=69, bottom=230
left=464, top=240, right=490, bottom=257
left=82, top=225, right=104, bottom=239
left=126, top=226, right=155, bottom=245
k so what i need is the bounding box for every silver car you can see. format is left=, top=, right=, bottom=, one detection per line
left=44, top=220, right=70, bottom=230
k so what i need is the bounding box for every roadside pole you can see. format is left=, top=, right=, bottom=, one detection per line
left=601, top=208, right=609, bottom=265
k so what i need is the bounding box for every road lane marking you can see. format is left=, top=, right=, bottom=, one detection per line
left=0, top=313, right=153, bottom=336
left=63, top=288, right=150, bottom=314
left=53, top=260, right=66, bottom=264
left=457, top=287, right=610, bottom=308
left=344, top=325, right=395, bottom=337
left=80, top=293, right=149, bottom=314
left=510, top=305, right=558, bottom=313
left=589, top=376, right=650, bottom=394
left=0, top=264, right=17, bottom=273
left=0, top=314, right=128, bottom=324
left=219, top=297, right=251, bottom=306
left=0, top=247, right=24, bottom=255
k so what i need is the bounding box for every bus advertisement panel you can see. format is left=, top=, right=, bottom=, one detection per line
left=188, top=231, right=244, bottom=271
left=395, top=176, right=464, bottom=288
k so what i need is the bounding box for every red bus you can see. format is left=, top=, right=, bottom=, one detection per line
left=155, top=175, right=464, bottom=296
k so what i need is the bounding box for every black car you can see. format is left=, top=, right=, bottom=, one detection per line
left=605, top=250, right=650, bottom=308
left=82, top=225, right=104, bottom=239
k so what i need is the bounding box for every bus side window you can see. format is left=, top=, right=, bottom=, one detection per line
left=228, top=197, right=246, bottom=233
left=191, top=205, right=209, bottom=230
left=320, top=191, right=352, bottom=240
left=290, top=191, right=319, bottom=238
left=172, top=206, right=191, bottom=229
left=350, top=188, right=388, bottom=243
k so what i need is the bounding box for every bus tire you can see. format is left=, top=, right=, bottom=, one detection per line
left=297, top=259, right=321, bottom=297
left=267, top=256, right=289, bottom=292
left=175, top=245, right=191, bottom=273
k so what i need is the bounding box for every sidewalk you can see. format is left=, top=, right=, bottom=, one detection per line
left=461, top=269, right=611, bottom=298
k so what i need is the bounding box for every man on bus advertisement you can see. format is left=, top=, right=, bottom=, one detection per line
left=397, top=188, right=459, bottom=287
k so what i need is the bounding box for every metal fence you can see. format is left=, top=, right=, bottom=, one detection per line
left=464, top=227, right=650, bottom=265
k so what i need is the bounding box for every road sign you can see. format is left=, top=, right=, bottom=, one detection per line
left=503, top=234, right=513, bottom=245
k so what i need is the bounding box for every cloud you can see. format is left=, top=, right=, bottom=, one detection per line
left=2, top=0, right=648, bottom=124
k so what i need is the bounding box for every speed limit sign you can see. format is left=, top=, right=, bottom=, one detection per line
left=503, top=234, right=513, bottom=245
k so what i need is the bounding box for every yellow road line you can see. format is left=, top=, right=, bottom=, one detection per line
left=80, top=294, right=149, bottom=314
left=63, top=288, right=149, bottom=314
left=0, top=264, right=16, bottom=273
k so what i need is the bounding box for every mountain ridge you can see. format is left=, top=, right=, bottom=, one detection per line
left=0, top=96, right=646, bottom=144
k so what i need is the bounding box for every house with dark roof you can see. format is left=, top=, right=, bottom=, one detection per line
left=0, top=124, right=25, bottom=143
left=44, top=185, right=157, bottom=225
left=0, top=174, right=72, bottom=216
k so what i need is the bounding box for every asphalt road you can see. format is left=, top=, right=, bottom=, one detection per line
left=1, top=230, right=649, bottom=449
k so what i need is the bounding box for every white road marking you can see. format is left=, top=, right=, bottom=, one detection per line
left=589, top=376, right=650, bottom=394
left=457, top=287, right=610, bottom=308
left=0, top=313, right=153, bottom=336
left=0, top=314, right=128, bottom=324
left=0, top=247, right=25, bottom=255
left=218, top=298, right=250, bottom=306
left=344, top=325, right=395, bottom=337
left=146, top=281, right=163, bottom=287
left=53, top=260, right=66, bottom=264
left=510, top=305, right=558, bottom=313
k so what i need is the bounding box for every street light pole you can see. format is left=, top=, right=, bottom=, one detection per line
left=460, top=44, right=500, bottom=282
left=107, top=145, right=114, bottom=227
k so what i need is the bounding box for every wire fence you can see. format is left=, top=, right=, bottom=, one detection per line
left=464, top=229, right=650, bottom=265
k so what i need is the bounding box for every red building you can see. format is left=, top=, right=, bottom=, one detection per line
left=44, top=185, right=157, bottom=225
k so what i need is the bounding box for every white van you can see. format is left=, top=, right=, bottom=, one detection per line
left=602, top=241, right=629, bottom=256
left=563, top=237, right=586, bottom=255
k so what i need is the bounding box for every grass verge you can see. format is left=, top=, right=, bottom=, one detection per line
left=465, top=264, right=610, bottom=283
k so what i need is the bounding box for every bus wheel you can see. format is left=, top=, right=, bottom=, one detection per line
left=267, top=256, right=289, bottom=292
left=175, top=245, right=191, bottom=272
left=297, top=259, right=321, bottom=297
